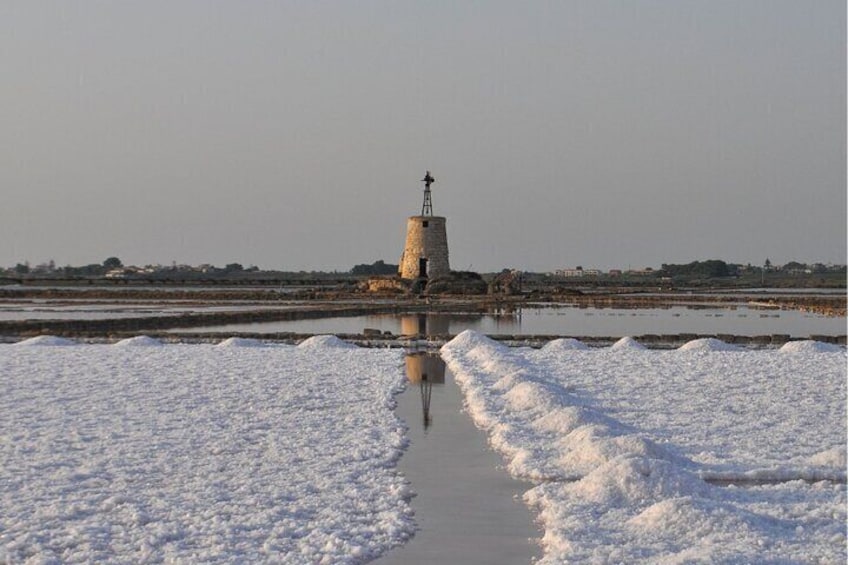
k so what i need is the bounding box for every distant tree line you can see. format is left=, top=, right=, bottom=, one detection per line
left=4, top=257, right=264, bottom=278
left=778, top=261, right=837, bottom=274
left=4, top=256, right=844, bottom=281
left=659, top=260, right=845, bottom=280
left=350, top=260, right=398, bottom=276
left=14, top=257, right=125, bottom=277
left=660, top=260, right=734, bottom=278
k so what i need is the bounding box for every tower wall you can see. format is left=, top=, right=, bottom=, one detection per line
left=399, top=216, right=450, bottom=279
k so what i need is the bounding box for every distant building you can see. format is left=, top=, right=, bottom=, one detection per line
left=556, top=267, right=601, bottom=278
left=627, top=267, right=655, bottom=276
left=105, top=268, right=130, bottom=279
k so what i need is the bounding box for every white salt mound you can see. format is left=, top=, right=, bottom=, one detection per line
left=779, top=340, right=844, bottom=354
left=216, top=337, right=267, bottom=348
left=678, top=338, right=742, bottom=352
left=114, top=336, right=162, bottom=347
left=568, top=456, right=709, bottom=505
left=297, top=335, right=358, bottom=349
left=442, top=329, right=504, bottom=353
left=541, top=338, right=590, bottom=352
left=14, top=335, right=76, bottom=346
left=808, top=446, right=847, bottom=468
left=610, top=336, right=647, bottom=350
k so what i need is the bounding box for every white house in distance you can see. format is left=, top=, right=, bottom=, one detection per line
left=555, top=266, right=602, bottom=278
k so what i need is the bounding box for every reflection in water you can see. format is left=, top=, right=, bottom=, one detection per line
left=400, top=311, right=521, bottom=337
left=168, top=304, right=844, bottom=337
left=400, top=314, right=450, bottom=337
left=405, top=352, right=446, bottom=432
left=420, top=381, right=433, bottom=429
left=485, top=305, right=522, bottom=334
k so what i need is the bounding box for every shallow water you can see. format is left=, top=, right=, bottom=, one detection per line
left=169, top=306, right=845, bottom=338
left=376, top=353, right=541, bottom=564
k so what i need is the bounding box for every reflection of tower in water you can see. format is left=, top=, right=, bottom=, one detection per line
left=405, top=352, right=446, bottom=431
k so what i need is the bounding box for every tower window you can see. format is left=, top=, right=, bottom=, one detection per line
left=422, top=221, right=429, bottom=228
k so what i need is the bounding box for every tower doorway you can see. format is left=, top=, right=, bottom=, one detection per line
left=418, top=258, right=428, bottom=278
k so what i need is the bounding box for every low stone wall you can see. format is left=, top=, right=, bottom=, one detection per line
left=363, top=277, right=409, bottom=293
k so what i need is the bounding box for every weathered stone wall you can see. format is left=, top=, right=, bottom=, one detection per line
left=363, top=277, right=408, bottom=293
left=399, top=216, right=450, bottom=279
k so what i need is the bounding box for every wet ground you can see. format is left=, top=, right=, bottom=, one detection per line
left=376, top=352, right=541, bottom=564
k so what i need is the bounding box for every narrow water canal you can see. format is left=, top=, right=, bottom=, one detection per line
left=376, top=352, right=541, bottom=564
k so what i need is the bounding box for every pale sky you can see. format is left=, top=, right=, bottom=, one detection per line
left=1, top=1, right=845, bottom=272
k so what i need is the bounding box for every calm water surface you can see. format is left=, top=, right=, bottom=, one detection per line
left=170, top=305, right=845, bottom=338
left=376, top=353, right=540, bottom=564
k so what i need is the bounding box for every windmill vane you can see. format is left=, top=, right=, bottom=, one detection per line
left=420, top=171, right=434, bottom=216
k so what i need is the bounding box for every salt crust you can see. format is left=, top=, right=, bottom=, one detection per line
left=441, top=330, right=847, bottom=563
left=0, top=342, right=410, bottom=563
left=2, top=331, right=843, bottom=562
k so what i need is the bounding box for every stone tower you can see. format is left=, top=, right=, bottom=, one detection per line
left=399, top=171, right=450, bottom=280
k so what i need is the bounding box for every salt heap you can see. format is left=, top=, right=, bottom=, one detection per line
left=297, top=335, right=358, bottom=349
left=114, top=336, right=163, bottom=347
left=14, top=335, right=76, bottom=346
left=216, top=337, right=268, bottom=348
left=678, top=337, right=742, bottom=352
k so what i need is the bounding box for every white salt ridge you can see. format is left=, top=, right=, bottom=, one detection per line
left=441, top=330, right=846, bottom=563
left=678, top=337, right=743, bottom=352
left=443, top=332, right=685, bottom=482
left=443, top=327, right=510, bottom=352
left=216, top=336, right=268, bottom=348
left=14, top=335, right=76, bottom=346
left=113, top=335, right=163, bottom=347
left=297, top=334, right=358, bottom=349
left=610, top=336, right=647, bottom=350
left=0, top=344, right=411, bottom=563
left=780, top=339, right=844, bottom=353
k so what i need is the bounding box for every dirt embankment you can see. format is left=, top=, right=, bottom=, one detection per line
left=532, top=293, right=846, bottom=317
left=0, top=303, right=398, bottom=338
left=2, top=286, right=845, bottom=314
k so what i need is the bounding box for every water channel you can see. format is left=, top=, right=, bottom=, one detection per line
left=377, top=352, right=541, bottom=564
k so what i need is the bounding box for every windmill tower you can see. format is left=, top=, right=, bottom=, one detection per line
left=399, top=171, right=450, bottom=280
